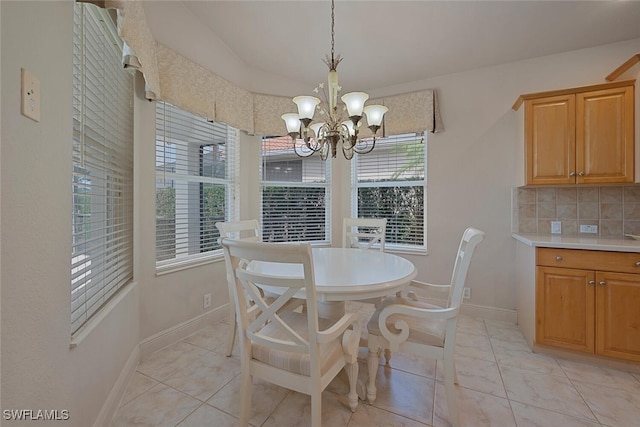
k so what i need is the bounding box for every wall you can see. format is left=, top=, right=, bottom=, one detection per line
left=1, top=2, right=140, bottom=426
left=1, top=1, right=639, bottom=425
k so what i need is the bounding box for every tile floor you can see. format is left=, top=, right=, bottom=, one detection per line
left=111, top=303, right=640, bottom=426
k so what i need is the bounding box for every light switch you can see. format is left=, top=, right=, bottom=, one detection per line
left=21, top=68, right=41, bottom=122
left=551, top=221, right=562, bottom=234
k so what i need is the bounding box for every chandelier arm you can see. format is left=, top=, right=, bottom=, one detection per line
left=351, top=137, right=377, bottom=155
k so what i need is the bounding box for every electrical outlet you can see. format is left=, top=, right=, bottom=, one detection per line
left=21, top=68, right=41, bottom=122
left=580, top=224, right=598, bottom=234
left=203, top=293, right=211, bottom=309
left=551, top=221, right=562, bottom=234
left=463, top=287, right=471, bottom=300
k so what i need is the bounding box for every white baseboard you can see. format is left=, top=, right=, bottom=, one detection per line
left=139, top=305, right=227, bottom=358
left=94, top=344, right=140, bottom=427
left=460, top=302, right=517, bottom=324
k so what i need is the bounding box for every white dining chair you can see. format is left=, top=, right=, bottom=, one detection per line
left=221, top=238, right=361, bottom=427
left=215, top=220, right=261, bottom=356
left=343, top=217, right=387, bottom=252
left=365, top=227, right=485, bottom=427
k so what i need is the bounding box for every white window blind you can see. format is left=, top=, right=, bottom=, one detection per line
left=156, top=102, right=239, bottom=269
left=72, top=3, right=134, bottom=335
left=352, top=133, right=426, bottom=250
left=260, top=137, right=331, bottom=243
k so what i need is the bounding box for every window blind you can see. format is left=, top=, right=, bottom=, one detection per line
left=353, top=133, right=426, bottom=249
left=72, top=3, right=134, bottom=335
left=155, top=102, right=239, bottom=269
left=260, top=137, right=331, bottom=244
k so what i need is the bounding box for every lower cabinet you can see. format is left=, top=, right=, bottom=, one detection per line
left=536, top=248, right=640, bottom=363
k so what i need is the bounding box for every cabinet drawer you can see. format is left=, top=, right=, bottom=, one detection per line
left=537, top=248, right=640, bottom=274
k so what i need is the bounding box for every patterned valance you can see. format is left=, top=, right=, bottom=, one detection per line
left=78, top=0, right=443, bottom=136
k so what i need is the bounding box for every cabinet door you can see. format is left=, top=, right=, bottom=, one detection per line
left=596, top=271, right=640, bottom=362
left=536, top=266, right=595, bottom=352
left=525, top=94, right=576, bottom=185
left=576, top=86, right=634, bottom=184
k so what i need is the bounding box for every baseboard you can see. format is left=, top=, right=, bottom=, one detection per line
left=94, top=344, right=140, bottom=427
left=460, top=302, right=517, bottom=324
left=139, top=305, right=227, bottom=358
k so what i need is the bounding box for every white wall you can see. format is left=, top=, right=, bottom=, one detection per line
left=1, top=1, right=639, bottom=425
left=1, top=2, right=140, bottom=426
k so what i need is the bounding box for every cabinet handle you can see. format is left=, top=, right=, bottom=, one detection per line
left=588, top=280, right=595, bottom=285
left=635, top=261, right=640, bottom=267
left=578, top=172, right=585, bottom=176
left=599, top=281, right=606, bottom=286
left=569, top=172, right=576, bottom=177
left=556, top=256, right=563, bottom=261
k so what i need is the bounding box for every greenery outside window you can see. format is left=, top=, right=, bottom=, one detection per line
left=352, top=133, right=427, bottom=252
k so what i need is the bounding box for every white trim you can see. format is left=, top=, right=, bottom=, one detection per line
left=96, top=344, right=140, bottom=427
left=460, top=302, right=518, bottom=324
left=156, top=252, right=223, bottom=276
left=70, top=281, right=137, bottom=348
left=139, top=305, right=227, bottom=358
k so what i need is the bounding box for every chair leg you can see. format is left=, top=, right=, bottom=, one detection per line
left=226, top=302, right=236, bottom=357
left=238, top=369, right=252, bottom=427
left=384, top=348, right=392, bottom=366
left=344, top=361, right=359, bottom=412
left=311, top=391, right=321, bottom=427
left=443, top=357, right=460, bottom=427
left=366, top=347, right=381, bottom=404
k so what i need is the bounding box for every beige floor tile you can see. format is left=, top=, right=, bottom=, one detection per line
left=120, top=372, right=158, bottom=406
left=176, top=403, right=237, bottom=427
left=573, top=379, right=640, bottom=427
left=348, top=404, right=429, bottom=427
left=510, top=401, right=601, bottom=427
left=183, top=322, right=235, bottom=355
left=500, top=365, right=596, bottom=421
left=368, top=364, right=435, bottom=424
left=435, top=355, right=507, bottom=398
left=137, top=341, right=209, bottom=381
left=261, top=389, right=353, bottom=427
left=456, top=316, right=488, bottom=336
left=454, top=331, right=495, bottom=362
left=433, top=382, right=515, bottom=427
left=111, top=384, right=201, bottom=427
left=491, top=338, right=565, bottom=376
left=484, top=320, right=526, bottom=343
left=206, top=376, right=290, bottom=426
left=557, top=358, right=640, bottom=393
left=163, top=351, right=241, bottom=401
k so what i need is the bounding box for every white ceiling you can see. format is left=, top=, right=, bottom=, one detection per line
left=143, top=1, right=640, bottom=97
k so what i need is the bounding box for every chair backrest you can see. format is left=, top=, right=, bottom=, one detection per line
left=447, top=227, right=485, bottom=308
left=220, top=238, right=321, bottom=355
left=343, top=217, right=387, bottom=252
left=215, top=219, right=261, bottom=242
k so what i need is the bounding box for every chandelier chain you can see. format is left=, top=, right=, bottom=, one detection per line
left=330, top=0, right=335, bottom=64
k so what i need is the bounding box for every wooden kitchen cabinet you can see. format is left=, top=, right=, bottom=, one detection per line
left=536, top=247, right=640, bottom=363
left=514, top=80, right=635, bottom=186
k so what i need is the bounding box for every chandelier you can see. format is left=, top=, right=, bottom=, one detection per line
left=281, top=0, right=389, bottom=160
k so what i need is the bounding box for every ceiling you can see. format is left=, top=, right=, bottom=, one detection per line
left=143, top=1, right=640, bottom=97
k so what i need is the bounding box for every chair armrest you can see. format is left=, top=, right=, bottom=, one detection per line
left=378, top=304, right=458, bottom=347
left=317, top=312, right=360, bottom=344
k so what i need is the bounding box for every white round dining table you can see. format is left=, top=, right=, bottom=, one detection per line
left=249, top=247, right=417, bottom=318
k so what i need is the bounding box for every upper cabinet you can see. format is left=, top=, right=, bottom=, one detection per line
left=514, top=80, right=635, bottom=186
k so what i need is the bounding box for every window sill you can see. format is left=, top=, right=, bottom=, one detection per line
left=386, top=245, right=428, bottom=256
left=156, top=252, right=224, bottom=276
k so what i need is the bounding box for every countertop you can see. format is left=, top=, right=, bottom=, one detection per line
left=512, top=233, right=640, bottom=253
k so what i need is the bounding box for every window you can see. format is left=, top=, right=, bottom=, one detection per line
left=352, top=133, right=426, bottom=252
left=72, top=3, right=134, bottom=334
left=155, top=102, right=239, bottom=270
left=260, top=137, right=331, bottom=243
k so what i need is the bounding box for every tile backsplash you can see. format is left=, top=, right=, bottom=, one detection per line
left=513, top=185, right=640, bottom=237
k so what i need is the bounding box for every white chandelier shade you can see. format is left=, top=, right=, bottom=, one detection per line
left=280, top=0, right=389, bottom=160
